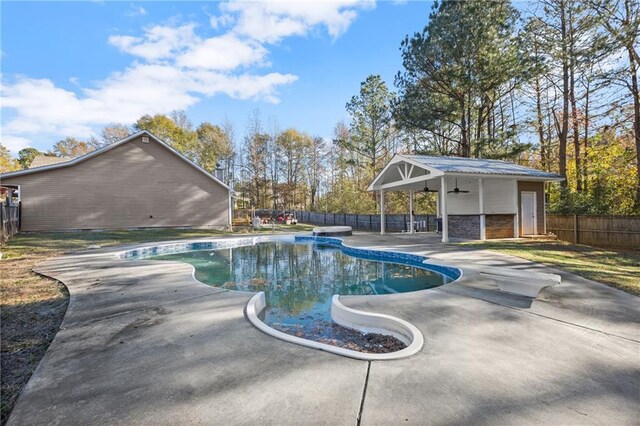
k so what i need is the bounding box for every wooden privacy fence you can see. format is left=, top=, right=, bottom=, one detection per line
left=1, top=202, right=20, bottom=244
left=547, top=215, right=640, bottom=249
left=297, top=211, right=438, bottom=233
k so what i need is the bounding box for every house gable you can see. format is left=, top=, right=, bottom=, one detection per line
left=1, top=134, right=231, bottom=231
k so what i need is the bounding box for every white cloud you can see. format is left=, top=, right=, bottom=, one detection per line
left=220, top=0, right=375, bottom=43
left=108, top=24, right=198, bottom=61
left=0, top=135, right=31, bottom=153
left=2, top=66, right=297, bottom=140
left=177, top=34, right=268, bottom=70
left=187, top=70, right=298, bottom=103
left=2, top=2, right=373, bottom=148
left=209, top=13, right=235, bottom=29
left=125, top=3, right=147, bottom=17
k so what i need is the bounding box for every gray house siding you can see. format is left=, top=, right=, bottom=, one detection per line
left=1, top=135, right=230, bottom=231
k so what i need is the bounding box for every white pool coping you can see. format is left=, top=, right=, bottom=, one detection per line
left=246, top=292, right=424, bottom=360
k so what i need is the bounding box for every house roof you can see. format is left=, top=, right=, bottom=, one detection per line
left=403, top=155, right=563, bottom=179
left=0, top=131, right=231, bottom=191
left=29, top=155, right=74, bottom=168
left=368, top=153, right=564, bottom=191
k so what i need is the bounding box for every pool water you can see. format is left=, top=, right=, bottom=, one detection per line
left=148, top=241, right=452, bottom=343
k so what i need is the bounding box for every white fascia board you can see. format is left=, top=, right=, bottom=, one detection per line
left=376, top=172, right=444, bottom=190
left=441, top=172, right=565, bottom=182
left=368, top=154, right=443, bottom=191
left=367, top=153, right=403, bottom=190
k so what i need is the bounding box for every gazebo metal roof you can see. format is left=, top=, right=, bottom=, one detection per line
left=368, top=154, right=563, bottom=191
left=403, top=155, right=563, bottom=179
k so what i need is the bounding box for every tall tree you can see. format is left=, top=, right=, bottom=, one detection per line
left=522, top=18, right=552, bottom=170
left=533, top=0, right=573, bottom=187
left=343, top=75, right=396, bottom=175
left=589, top=0, right=640, bottom=207
left=395, top=0, right=531, bottom=159
left=195, top=122, right=232, bottom=174
left=220, top=117, right=237, bottom=187
left=305, top=137, right=326, bottom=210
left=100, top=123, right=131, bottom=146
left=169, top=110, right=193, bottom=131
left=52, top=137, right=92, bottom=157
left=16, top=147, right=41, bottom=169
left=0, top=145, right=19, bottom=173
left=276, top=129, right=312, bottom=209
left=134, top=114, right=198, bottom=160
left=243, top=110, right=271, bottom=208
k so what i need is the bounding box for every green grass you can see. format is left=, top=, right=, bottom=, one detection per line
left=458, top=239, right=640, bottom=296
left=0, top=223, right=314, bottom=424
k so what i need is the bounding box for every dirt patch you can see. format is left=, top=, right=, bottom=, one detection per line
left=0, top=256, right=68, bottom=425
left=272, top=321, right=407, bottom=354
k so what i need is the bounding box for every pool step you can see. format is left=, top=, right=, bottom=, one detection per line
left=479, top=267, right=561, bottom=298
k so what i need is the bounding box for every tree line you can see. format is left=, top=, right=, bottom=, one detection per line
left=1, top=0, right=638, bottom=216
left=394, top=0, right=639, bottom=215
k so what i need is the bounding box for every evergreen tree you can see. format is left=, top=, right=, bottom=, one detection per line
left=343, top=75, right=396, bottom=174
left=395, top=0, right=532, bottom=159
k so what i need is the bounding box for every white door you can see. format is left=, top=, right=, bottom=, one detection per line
left=521, top=191, right=537, bottom=235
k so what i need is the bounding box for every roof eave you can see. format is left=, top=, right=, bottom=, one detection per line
left=0, top=131, right=149, bottom=179
left=442, top=172, right=565, bottom=181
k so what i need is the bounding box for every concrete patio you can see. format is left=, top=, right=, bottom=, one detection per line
left=7, top=232, right=639, bottom=425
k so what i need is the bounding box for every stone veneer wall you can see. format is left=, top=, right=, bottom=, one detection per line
left=485, top=214, right=515, bottom=239
left=448, top=215, right=481, bottom=240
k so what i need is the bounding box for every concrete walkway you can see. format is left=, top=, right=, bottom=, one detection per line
left=8, top=233, right=640, bottom=425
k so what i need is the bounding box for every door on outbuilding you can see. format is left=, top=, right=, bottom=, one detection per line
left=521, top=191, right=537, bottom=235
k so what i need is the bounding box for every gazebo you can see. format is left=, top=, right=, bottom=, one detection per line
left=368, top=154, right=564, bottom=242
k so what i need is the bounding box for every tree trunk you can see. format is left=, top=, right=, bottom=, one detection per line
left=629, top=46, right=640, bottom=209
left=475, top=104, right=484, bottom=158
left=535, top=76, right=547, bottom=170
left=582, top=73, right=590, bottom=192
left=568, top=4, right=582, bottom=191
left=460, top=98, right=470, bottom=157
left=559, top=0, right=569, bottom=188
left=569, top=62, right=582, bottom=191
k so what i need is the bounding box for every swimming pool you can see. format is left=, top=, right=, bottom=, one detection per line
left=133, top=236, right=460, bottom=353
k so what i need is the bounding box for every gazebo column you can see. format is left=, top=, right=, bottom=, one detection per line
left=409, top=190, right=414, bottom=233
left=513, top=180, right=520, bottom=238
left=479, top=178, right=485, bottom=240
left=441, top=176, right=448, bottom=243
left=380, top=189, right=386, bottom=235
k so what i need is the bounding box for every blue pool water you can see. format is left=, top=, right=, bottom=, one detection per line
left=147, top=239, right=455, bottom=343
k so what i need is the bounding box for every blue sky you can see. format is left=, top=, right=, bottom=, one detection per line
left=1, top=1, right=435, bottom=153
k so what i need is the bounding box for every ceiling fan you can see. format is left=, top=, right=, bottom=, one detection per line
left=421, top=171, right=438, bottom=192
left=422, top=183, right=438, bottom=193
left=447, top=178, right=470, bottom=194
